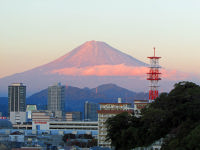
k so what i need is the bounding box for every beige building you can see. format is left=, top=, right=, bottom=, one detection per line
left=32, top=110, right=52, bottom=122
left=31, top=110, right=52, bottom=130
left=65, top=112, right=82, bottom=121
left=49, top=121, right=98, bottom=130
left=97, top=102, right=132, bottom=148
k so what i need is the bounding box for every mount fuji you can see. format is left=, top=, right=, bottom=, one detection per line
left=0, top=41, right=178, bottom=96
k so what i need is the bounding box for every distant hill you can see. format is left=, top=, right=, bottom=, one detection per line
left=27, top=83, right=148, bottom=113
left=91, top=83, right=136, bottom=98
left=1, top=83, right=148, bottom=116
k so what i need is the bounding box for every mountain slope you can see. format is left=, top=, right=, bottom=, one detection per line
left=27, top=83, right=148, bottom=112
left=38, top=41, right=147, bottom=71
left=0, top=84, right=148, bottom=117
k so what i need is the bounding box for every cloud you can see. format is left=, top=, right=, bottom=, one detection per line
left=161, top=69, right=189, bottom=80
left=51, top=64, right=148, bottom=76
left=51, top=64, right=189, bottom=80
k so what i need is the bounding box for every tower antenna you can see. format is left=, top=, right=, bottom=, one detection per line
left=147, top=47, right=161, bottom=102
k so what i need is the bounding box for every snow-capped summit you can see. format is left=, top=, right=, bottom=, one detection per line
left=40, top=40, right=146, bottom=71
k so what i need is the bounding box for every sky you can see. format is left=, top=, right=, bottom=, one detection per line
left=1, top=0, right=200, bottom=78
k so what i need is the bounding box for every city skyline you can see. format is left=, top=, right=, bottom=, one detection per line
left=1, top=0, right=200, bottom=78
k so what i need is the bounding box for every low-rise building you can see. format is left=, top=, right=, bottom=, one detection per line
left=32, top=110, right=52, bottom=122
left=10, top=112, right=27, bottom=124
left=65, top=112, right=82, bottom=121
left=31, top=110, right=52, bottom=130
left=26, top=105, right=37, bottom=121
left=49, top=121, right=98, bottom=131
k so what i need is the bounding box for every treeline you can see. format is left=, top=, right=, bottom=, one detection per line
left=106, top=81, right=200, bottom=150
left=62, top=133, right=97, bottom=148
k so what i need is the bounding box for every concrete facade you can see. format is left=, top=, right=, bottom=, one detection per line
left=10, top=112, right=26, bottom=124
left=48, top=83, right=65, bottom=119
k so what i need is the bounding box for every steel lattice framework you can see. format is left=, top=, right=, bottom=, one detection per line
left=147, top=47, right=161, bottom=102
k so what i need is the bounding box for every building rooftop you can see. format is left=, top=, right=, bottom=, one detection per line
left=10, top=83, right=25, bottom=86
left=26, top=105, right=37, bottom=111
left=97, top=110, right=133, bottom=114
left=99, top=103, right=131, bottom=105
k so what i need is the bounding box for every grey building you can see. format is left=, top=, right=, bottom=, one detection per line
left=84, top=101, right=98, bottom=121
left=8, top=83, right=26, bottom=124
left=48, top=83, right=65, bottom=119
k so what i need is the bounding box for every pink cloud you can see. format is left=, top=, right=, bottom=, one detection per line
left=51, top=64, right=189, bottom=80
left=51, top=64, right=148, bottom=76
left=161, top=69, right=189, bottom=80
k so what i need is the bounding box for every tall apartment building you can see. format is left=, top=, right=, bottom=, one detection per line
left=97, top=102, right=132, bottom=148
left=84, top=101, right=98, bottom=121
left=48, top=83, right=65, bottom=119
left=8, top=83, right=26, bottom=124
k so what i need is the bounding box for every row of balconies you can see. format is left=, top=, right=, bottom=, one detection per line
left=100, top=105, right=130, bottom=110
left=98, top=114, right=114, bottom=118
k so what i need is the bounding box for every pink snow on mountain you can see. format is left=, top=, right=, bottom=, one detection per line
left=40, top=40, right=147, bottom=70
left=52, top=65, right=148, bottom=76
left=41, top=40, right=187, bottom=80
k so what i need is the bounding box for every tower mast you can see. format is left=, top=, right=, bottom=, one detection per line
left=147, top=47, right=161, bottom=102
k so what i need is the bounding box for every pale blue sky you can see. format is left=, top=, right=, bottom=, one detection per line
left=0, top=0, right=200, bottom=78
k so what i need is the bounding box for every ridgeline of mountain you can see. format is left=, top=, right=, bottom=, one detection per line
left=26, top=83, right=148, bottom=112
left=91, top=83, right=136, bottom=98
left=0, top=40, right=151, bottom=96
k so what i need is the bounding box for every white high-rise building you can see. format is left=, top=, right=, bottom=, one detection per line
left=48, top=83, right=65, bottom=119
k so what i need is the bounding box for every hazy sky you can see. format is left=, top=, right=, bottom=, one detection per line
left=1, top=0, right=200, bottom=78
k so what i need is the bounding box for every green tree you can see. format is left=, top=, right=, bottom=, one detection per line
left=106, top=112, right=139, bottom=150
left=106, top=81, right=200, bottom=149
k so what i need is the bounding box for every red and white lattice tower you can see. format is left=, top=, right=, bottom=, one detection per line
left=147, top=47, right=161, bottom=103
